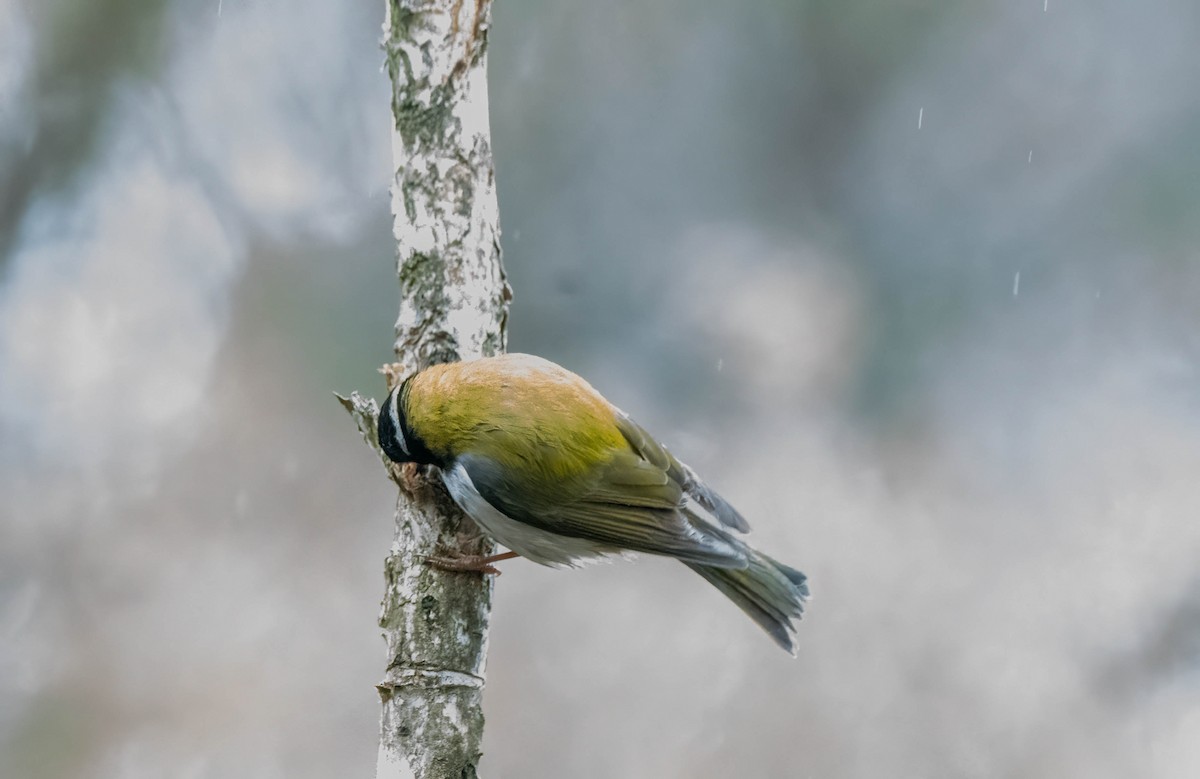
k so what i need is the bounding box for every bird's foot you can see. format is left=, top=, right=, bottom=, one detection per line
left=424, top=550, right=520, bottom=575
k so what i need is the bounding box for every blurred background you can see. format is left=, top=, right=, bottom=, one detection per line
left=3, top=0, right=1200, bottom=776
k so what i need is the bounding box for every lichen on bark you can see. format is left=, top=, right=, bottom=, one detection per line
left=349, top=1, right=510, bottom=777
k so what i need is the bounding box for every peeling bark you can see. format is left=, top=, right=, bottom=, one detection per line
left=347, top=1, right=510, bottom=776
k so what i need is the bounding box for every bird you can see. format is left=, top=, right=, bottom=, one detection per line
left=376, top=353, right=810, bottom=654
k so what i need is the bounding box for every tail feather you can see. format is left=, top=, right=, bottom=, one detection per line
left=686, top=548, right=810, bottom=655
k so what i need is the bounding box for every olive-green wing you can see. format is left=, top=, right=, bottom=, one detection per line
left=457, top=453, right=747, bottom=568
left=612, top=412, right=751, bottom=533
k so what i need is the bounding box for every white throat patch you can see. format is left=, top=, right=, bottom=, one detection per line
left=388, top=388, right=410, bottom=456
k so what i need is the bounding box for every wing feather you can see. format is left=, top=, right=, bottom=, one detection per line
left=458, top=453, right=746, bottom=568
left=613, top=413, right=751, bottom=532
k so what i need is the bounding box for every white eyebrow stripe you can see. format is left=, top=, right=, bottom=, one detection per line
left=389, top=388, right=409, bottom=455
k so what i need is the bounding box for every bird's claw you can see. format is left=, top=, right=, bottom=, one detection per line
left=424, top=553, right=504, bottom=576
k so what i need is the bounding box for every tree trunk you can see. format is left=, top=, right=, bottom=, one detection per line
left=370, top=0, right=508, bottom=776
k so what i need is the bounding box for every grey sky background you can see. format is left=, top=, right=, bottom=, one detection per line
left=3, top=0, right=1200, bottom=776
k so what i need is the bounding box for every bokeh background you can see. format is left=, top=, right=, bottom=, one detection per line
left=3, top=0, right=1200, bottom=776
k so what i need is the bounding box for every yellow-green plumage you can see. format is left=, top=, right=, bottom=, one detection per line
left=380, top=353, right=810, bottom=654
left=404, top=354, right=627, bottom=486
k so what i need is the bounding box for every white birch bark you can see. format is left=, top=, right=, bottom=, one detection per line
left=342, top=1, right=509, bottom=776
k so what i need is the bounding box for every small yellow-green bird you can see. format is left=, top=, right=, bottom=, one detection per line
left=377, top=353, right=809, bottom=654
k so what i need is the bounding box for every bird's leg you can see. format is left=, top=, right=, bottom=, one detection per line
left=425, top=550, right=521, bottom=575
